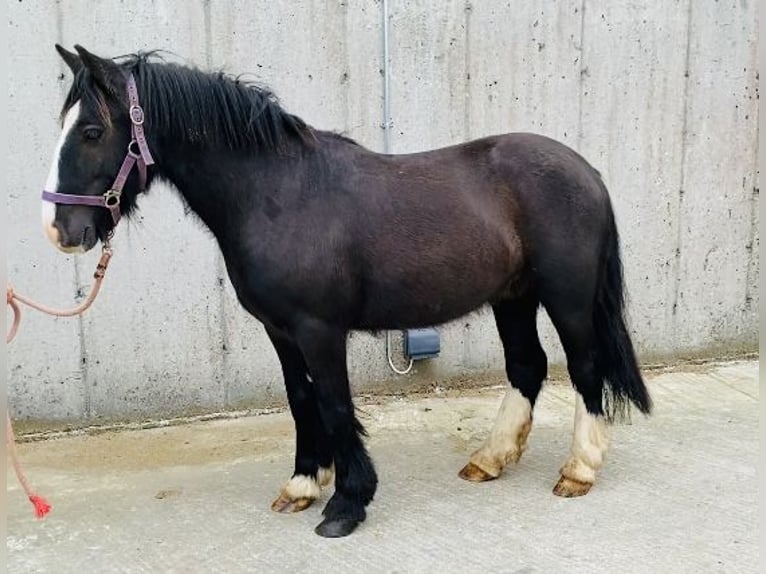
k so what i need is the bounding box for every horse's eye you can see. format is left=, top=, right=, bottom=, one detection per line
left=83, top=127, right=103, bottom=141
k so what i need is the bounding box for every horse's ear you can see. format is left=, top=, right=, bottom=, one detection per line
left=73, top=44, right=124, bottom=97
left=55, top=44, right=83, bottom=75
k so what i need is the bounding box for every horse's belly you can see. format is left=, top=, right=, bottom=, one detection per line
left=356, top=252, right=524, bottom=330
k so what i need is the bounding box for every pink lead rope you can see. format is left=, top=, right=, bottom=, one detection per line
left=7, top=239, right=113, bottom=519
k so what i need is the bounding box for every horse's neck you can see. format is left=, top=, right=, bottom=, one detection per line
left=155, top=145, right=251, bottom=237
left=152, top=140, right=306, bottom=247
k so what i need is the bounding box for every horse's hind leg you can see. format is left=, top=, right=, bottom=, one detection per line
left=542, top=290, right=610, bottom=498
left=458, top=293, right=547, bottom=482
left=266, top=328, right=334, bottom=513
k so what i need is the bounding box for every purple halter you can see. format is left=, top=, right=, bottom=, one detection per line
left=42, top=73, right=155, bottom=229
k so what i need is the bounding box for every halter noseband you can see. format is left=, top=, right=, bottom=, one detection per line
left=41, top=73, right=155, bottom=231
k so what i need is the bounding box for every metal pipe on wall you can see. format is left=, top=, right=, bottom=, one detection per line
left=381, top=0, right=414, bottom=375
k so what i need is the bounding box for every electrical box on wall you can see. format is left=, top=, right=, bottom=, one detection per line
left=403, top=327, right=440, bottom=360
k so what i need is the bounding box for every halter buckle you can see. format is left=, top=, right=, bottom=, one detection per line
left=129, top=105, right=145, bottom=125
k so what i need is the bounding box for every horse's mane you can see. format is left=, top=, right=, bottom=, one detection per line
left=62, top=51, right=318, bottom=153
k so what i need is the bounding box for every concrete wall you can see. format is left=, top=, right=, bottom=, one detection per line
left=7, top=0, right=759, bottom=425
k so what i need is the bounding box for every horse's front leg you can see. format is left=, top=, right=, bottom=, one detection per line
left=267, top=327, right=334, bottom=513
left=293, top=320, right=378, bottom=538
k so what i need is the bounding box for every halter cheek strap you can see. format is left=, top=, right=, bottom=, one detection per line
left=41, top=73, right=155, bottom=229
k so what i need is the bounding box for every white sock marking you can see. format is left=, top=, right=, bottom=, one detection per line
left=283, top=474, right=321, bottom=500
left=281, top=466, right=334, bottom=500
left=469, top=386, right=533, bottom=475
left=560, top=394, right=610, bottom=484
left=317, top=465, right=334, bottom=487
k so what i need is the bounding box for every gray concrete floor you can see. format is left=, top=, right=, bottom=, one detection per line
left=6, top=360, right=759, bottom=573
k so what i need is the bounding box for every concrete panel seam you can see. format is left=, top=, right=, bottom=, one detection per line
left=73, top=256, right=91, bottom=419
left=463, top=0, right=472, bottom=143
left=744, top=96, right=759, bottom=311
left=576, top=0, right=586, bottom=151
left=671, top=0, right=694, bottom=333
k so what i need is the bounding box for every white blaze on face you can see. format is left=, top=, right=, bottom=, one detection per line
left=42, top=101, right=81, bottom=249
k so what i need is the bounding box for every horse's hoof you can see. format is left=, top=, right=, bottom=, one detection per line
left=270, top=493, right=315, bottom=513
left=552, top=476, right=593, bottom=497
left=458, top=462, right=497, bottom=482
left=314, top=517, right=360, bottom=538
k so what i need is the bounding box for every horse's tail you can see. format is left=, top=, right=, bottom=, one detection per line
left=593, top=195, right=653, bottom=422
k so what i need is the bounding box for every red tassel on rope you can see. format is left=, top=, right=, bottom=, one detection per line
left=29, top=495, right=52, bottom=518
left=7, top=413, right=52, bottom=519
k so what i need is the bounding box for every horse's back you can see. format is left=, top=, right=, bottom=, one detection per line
left=349, top=130, right=610, bottom=261
left=358, top=131, right=608, bottom=216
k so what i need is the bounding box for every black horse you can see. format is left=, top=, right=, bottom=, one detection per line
left=41, top=45, right=652, bottom=538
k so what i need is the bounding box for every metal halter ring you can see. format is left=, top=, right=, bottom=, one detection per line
left=127, top=140, right=141, bottom=158
left=103, top=189, right=122, bottom=208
